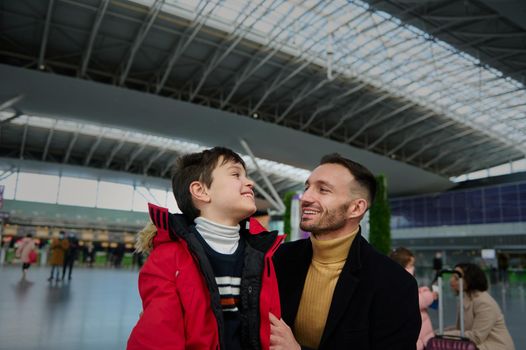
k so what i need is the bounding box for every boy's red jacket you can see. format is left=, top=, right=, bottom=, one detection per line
left=127, top=203, right=284, bottom=350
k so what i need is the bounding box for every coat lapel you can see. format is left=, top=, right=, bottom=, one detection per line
left=318, top=234, right=364, bottom=349
left=280, top=240, right=313, bottom=326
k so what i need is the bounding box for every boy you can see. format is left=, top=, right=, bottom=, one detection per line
left=127, top=147, right=284, bottom=350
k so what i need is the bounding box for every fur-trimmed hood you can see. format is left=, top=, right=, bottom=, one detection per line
left=135, top=221, right=157, bottom=255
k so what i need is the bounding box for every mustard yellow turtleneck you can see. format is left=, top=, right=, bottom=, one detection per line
left=294, top=228, right=359, bottom=349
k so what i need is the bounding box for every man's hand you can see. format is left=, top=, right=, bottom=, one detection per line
left=269, top=313, right=301, bottom=350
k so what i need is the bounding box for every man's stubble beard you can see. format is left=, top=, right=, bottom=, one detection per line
left=300, top=202, right=350, bottom=237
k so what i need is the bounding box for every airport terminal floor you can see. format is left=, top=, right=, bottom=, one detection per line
left=0, top=265, right=524, bottom=350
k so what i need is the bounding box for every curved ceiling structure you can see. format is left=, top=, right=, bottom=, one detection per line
left=1, top=0, right=525, bottom=203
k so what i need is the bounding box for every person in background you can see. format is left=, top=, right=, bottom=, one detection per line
left=432, top=251, right=443, bottom=283
left=113, top=242, right=125, bottom=268
left=15, top=233, right=36, bottom=280
left=62, top=233, right=79, bottom=280
left=445, top=263, right=515, bottom=350
left=84, top=242, right=96, bottom=267
left=390, top=247, right=437, bottom=350
left=48, top=231, right=69, bottom=282
left=497, top=253, right=509, bottom=286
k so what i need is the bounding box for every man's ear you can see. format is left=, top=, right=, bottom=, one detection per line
left=348, top=198, right=368, bottom=219
left=189, top=181, right=211, bottom=204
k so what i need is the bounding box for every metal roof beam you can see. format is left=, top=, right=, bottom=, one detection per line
left=424, top=137, right=493, bottom=168
left=80, top=0, right=109, bottom=77
left=480, top=45, right=526, bottom=54
left=247, top=4, right=374, bottom=115
left=63, top=132, right=79, bottom=163
left=118, top=0, right=164, bottom=86
left=0, top=95, right=24, bottom=112
left=323, top=94, right=391, bottom=137
left=441, top=143, right=515, bottom=174
left=240, top=139, right=285, bottom=212
left=219, top=0, right=335, bottom=109
left=346, top=101, right=417, bottom=143
left=404, top=123, right=471, bottom=162
left=275, top=79, right=329, bottom=123
left=104, top=137, right=128, bottom=168
left=38, top=0, right=55, bottom=69
left=143, top=147, right=169, bottom=175
left=125, top=141, right=150, bottom=171
left=84, top=133, right=105, bottom=166
left=450, top=148, right=523, bottom=175
left=451, top=31, right=526, bottom=39
left=20, top=123, right=28, bottom=160
left=42, top=122, right=56, bottom=161
left=421, top=14, right=500, bottom=21
left=387, top=120, right=462, bottom=157
left=161, top=155, right=179, bottom=177
left=189, top=0, right=276, bottom=101
left=246, top=7, right=404, bottom=114
left=366, top=111, right=435, bottom=150
left=155, top=0, right=218, bottom=94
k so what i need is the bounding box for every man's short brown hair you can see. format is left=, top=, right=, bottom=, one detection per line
left=319, top=153, right=377, bottom=206
left=171, top=147, right=246, bottom=221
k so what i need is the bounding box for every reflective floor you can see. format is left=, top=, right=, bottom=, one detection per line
left=0, top=266, right=141, bottom=350
left=0, top=265, right=524, bottom=349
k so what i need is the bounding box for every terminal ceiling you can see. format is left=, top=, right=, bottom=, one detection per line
left=0, top=0, right=525, bottom=200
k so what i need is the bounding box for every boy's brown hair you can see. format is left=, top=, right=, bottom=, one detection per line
left=171, top=147, right=246, bottom=221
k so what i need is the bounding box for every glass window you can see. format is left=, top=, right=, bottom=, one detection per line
left=133, top=186, right=168, bottom=212
left=500, top=184, right=520, bottom=222
left=483, top=187, right=501, bottom=223
left=97, top=181, right=133, bottom=211
left=437, top=193, right=453, bottom=225
left=452, top=191, right=467, bottom=225
left=0, top=171, right=18, bottom=200
left=425, top=196, right=440, bottom=226
left=518, top=184, right=526, bottom=221
left=16, top=172, right=59, bottom=203
left=466, top=189, right=484, bottom=224
left=58, top=176, right=98, bottom=207
left=412, top=197, right=427, bottom=227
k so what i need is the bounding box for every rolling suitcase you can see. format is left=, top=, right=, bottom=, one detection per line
left=425, top=269, right=478, bottom=350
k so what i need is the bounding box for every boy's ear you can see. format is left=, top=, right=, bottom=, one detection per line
left=189, top=181, right=211, bottom=204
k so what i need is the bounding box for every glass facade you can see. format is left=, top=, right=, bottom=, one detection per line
left=391, top=182, right=526, bottom=228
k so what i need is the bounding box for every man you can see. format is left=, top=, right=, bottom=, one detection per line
left=271, top=154, right=421, bottom=350
left=62, top=233, right=79, bottom=280
left=127, top=147, right=284, bottom=350
left=48, top=231, right=69, bottom=282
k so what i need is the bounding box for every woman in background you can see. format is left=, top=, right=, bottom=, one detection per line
left=15, top=233, right=36, bottom=279
left=446, top=263, right=515, bottom=350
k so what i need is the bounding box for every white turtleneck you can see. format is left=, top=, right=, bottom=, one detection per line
left=194, top=216, right=241, bottom=255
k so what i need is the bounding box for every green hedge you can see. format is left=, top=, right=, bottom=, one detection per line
left=282, top=191, right=296, bottom=242
left=369, top=174, right=391, bottom=255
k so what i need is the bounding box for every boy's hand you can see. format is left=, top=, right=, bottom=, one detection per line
left=269, top=313, right=300, bottom=350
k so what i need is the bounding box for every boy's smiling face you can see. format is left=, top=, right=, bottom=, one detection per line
left=204, top=158, right=256, bottom=225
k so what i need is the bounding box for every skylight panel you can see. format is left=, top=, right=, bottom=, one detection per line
left=125, top=0, right=526, bottom=153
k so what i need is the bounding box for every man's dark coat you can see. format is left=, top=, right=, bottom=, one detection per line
left=274, top=231, right=421, bottom=350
